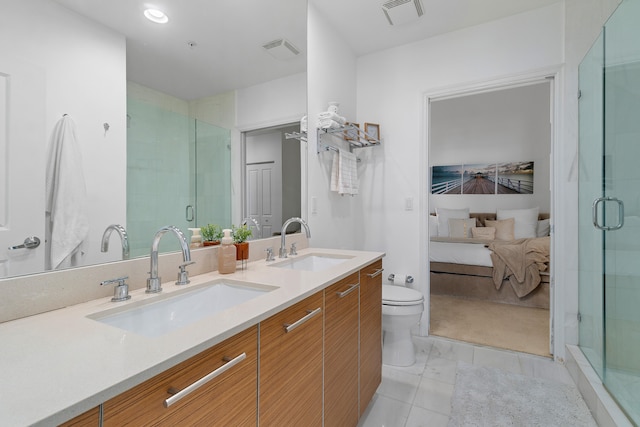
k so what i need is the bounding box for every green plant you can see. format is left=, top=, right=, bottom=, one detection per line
left=200, top=224, right=223, bottom=242
left=232, top=224, right=252, bottom=243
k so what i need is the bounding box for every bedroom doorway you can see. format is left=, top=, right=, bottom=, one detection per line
left=426, top=78, right=555, bottom=357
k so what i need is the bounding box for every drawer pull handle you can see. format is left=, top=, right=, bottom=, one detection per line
left=164, top=352, right=247, bottom=408
left=284, top=307, right=321, bottom=333
left=336, top=284, right=359, bottom=298
left=367, top=268, right=384, bottom=278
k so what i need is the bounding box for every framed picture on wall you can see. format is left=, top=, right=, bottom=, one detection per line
left=344, top=123, right=360, bottom=141
left=364, top=123, right=380, bottom=142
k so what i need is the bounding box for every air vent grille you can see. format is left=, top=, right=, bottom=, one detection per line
left=382, top=0, right=424, bottom=25
left=262, top=38, right=300, bottom=60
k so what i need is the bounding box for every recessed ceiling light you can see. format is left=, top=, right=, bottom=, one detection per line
left=144, top=8, right=169, bottom=24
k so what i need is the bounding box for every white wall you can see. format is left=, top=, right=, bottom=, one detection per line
left=430, top=82, right=552, bottom=213
left=354, top=4, right=564, bottom=337
left=236, top=73, right=306, bottom=130
left=0, top=0, right=127, bottom=267
left=307, top=4, right=359, bottom=250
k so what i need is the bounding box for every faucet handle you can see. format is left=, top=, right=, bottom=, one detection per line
left=101, top=276, right=131, bottom=302
left=289, top=242, right=298, bottom=256
left=265, top=247, right=275, bottom=262
left=176, top=261, right=195, bottom=286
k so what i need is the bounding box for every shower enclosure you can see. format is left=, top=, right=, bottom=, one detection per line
left=127, top=98, right=231, bottom=258
left=578, top=0, right=640, bottom=423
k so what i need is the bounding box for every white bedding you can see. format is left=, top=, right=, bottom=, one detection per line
left=429, top=241, right=493, bottom=267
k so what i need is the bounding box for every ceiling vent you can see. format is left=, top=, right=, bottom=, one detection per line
left=382, top=0, right=424, bottom=25
left=262, top=38, right=300, bottom=60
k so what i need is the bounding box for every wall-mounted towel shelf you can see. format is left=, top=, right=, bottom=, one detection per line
left=285, top=131, right=307, bottom=142
left=317, top=123, right=381, bottom=154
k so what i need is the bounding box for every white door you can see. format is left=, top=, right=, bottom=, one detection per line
left=0, top=58, right=46, bottom=277
left=246, top=161, right=282, bottom=238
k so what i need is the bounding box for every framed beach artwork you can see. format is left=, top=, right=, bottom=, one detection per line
left=364, top=123, right=380, bottom=142
left=344, top=123, right=360, bottom=141
left=431, top=161, right=534, bottom=195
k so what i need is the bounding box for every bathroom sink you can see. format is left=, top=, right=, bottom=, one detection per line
left=269, top=254, right=352, bottom=272
left=88, top=280, right=275, bottom=337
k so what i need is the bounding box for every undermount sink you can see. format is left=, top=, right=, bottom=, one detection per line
left=269, top=253, right=352, bottom=272
left=88, top=280, right=276, bottom=337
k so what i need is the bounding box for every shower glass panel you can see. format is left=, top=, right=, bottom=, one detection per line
left=127, top=98, right=231, bottom=258
left=579, top=0, right=640, bottom=422
left=578, top=31, right=605, bottom=379
left=193, top=119, right=231, bottom=229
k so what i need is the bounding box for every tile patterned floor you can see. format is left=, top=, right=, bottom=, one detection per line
left=357, top=336, right=590, bottom=427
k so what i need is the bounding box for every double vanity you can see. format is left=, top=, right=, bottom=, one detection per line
left=0, top=246, right=384, bottom=426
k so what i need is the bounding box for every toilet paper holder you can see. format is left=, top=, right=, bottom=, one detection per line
left=388, top=274, right=414, bottom=284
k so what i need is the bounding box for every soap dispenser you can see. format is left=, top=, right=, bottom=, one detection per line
left=217, top=228, right=236, bottom=274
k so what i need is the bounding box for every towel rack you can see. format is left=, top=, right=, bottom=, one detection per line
left=317, top=124, right=381, bottom=152
left=285, top=131, right=307, bottom=142
left=317, top=141, right=361, bottom=162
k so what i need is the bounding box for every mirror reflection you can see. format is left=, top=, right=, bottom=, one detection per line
left=0, top=0, right=307, bottom=278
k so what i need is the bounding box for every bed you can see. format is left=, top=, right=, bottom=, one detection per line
left=429, top=211, right=550, bottom=309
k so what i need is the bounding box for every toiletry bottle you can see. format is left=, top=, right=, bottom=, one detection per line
left=188, top=227, right=202, bottom=248
left=218, top=229, right=236, bottom=274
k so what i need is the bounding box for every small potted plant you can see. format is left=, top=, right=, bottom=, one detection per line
left=232, top=224, right=252, bottom=260
left=200, top=224, right=223, bottom=246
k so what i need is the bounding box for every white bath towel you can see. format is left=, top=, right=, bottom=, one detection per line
left=318, top=111, right=346, bottom=124
left=330, top=149, right=359, bottom=196
left=45, top=115, right=89, bottom=269
left=319, top=118, right=343, bottom=129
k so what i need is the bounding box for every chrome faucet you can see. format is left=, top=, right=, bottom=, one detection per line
left=279, top=217, right=310, bottom=258
left=241, top=217, right=261, bottom=239
left=147, top=226, right=192, bottom=294
left=101, top=224, right=130, bottom=260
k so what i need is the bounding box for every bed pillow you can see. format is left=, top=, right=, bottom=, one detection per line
left=537, top=219, right=550, bottom=237
left=471, top=226, right=496, bottom=240
left=497, top=207, right=539, bottom=239
left=485, top=218, right=515, bottom=241
left=429, top=215, right=439, bottom=237
left=435, top=207, right=470, bottom=237
left=448, top=218, right=476, bottom=238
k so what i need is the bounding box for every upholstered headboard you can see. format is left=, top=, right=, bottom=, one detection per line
left=469, top=212, right=550, bottom=227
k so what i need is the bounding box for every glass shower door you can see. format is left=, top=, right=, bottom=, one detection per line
left=580, top=0, right=640, bottom=423
left=601, top=0, right=640, bottom=421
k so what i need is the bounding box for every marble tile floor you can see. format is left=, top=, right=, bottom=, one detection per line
left=357, top=335, right=593, bottom=427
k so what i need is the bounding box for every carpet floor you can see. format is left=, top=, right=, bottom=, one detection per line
left=430, top=294, right=551, bottom=357
left=448, top=361, right=596, bottom=426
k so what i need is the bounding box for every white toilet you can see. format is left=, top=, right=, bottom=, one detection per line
left=382, top=284, right=424, bottom=367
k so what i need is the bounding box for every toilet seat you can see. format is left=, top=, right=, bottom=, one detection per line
left=382, top=285, right=423, bottom=306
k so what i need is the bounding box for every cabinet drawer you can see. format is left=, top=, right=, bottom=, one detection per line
left=103, top=325, right=257, bottom=426
left=259, top=291, right=323, bottom=427
left=324, top=272, right=360, bottom=427
left=59, top=406, right=100, bottom=426
left=359, top=260, right=383, bottom=416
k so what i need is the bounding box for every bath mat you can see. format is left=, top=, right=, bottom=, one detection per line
left=448, top=362, right=596, bottom=427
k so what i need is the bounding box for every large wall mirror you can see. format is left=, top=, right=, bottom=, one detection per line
left=0, top=0, right=307, bottom=279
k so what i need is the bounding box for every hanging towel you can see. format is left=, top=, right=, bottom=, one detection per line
left=45, top=115, right=89, bottom=269
left=330, top=149, right=359, bottom=196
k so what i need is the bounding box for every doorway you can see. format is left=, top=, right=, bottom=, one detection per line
left=243, top=123, right=301, bottom=238
left=427, top=79, right=555, bottom=357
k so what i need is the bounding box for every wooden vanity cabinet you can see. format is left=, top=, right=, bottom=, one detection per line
left=359, top=260, right=383, bottom=416
left=59, top=406, right=100, bottom=426
left=259, top=291, right=324, bottom=427
left=102, top=325, right=257, bottom=426
left=324, top=272, right=360, bottom=427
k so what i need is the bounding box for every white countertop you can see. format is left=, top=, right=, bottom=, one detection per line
left=0, top=248, right=384, bottom=426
